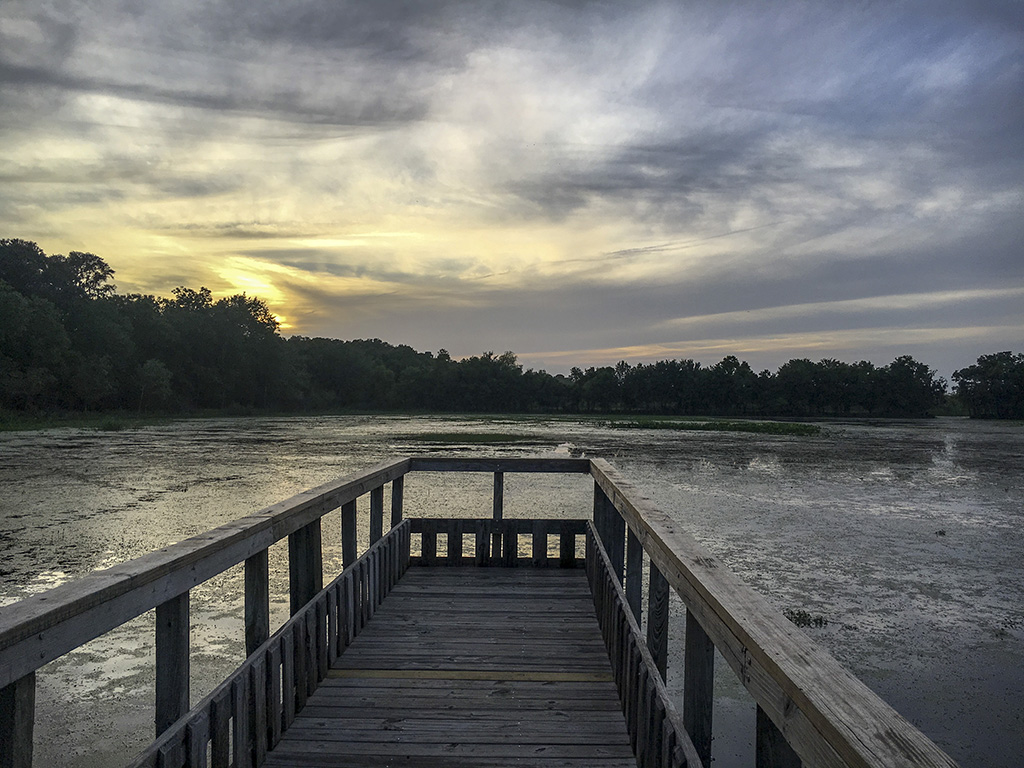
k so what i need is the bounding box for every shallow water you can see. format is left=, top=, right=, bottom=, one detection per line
left=0, top=415, right=1021, bottom=767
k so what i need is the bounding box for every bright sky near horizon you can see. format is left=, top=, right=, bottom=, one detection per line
left=2, top=0, right=1022, bottom=377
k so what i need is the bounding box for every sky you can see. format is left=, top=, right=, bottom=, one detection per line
left=1, top=0, right=1022, bottom=378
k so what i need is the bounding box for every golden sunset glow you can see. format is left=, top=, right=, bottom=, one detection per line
left=2, top=1, right=1021, bottom=376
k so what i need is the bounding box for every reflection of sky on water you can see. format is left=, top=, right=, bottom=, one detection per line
left=0, top=416, right=1021, bottom=767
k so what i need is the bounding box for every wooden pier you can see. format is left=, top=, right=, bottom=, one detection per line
left=0, top=457, right=960, bottom=768
left=266, top=567, right=635, bottom=767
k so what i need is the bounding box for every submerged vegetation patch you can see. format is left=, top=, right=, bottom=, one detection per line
left=609, top=418, right=821, bottom=436
left=784, top=608, right=829, bottom=628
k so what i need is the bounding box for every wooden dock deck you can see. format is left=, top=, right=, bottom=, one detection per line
left=265, top=567, right=635, bottom=767
left=1, top=456, right=962, bottom=768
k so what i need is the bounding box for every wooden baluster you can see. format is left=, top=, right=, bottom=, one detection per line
left=341, top=499, right=357, bottom=570
left=532, top=520, right=547, bottom=567
left=245, top=548, right=270, bottom=656
left=593, top=483, right=625, bottom=581
left=155, top=592, right=189, bottom=735
left=390, top=476, right=404, bottom=527
left=449, top=519, right=464, bottom=564
left=0, top=673, right=35, bottom=768
left=492, top=471, right=504, bottom=560
left=369, top=485, right=384, bottom=545
left=606, top=503, right=625, bottom=584
left=625, top=529, right=643, bottom=621
left=288, top=519, right=323, bottom=615
left=502, top=520, right=517, bottom=566
left=559, top=521, right=575, bottom=568
left=757, top=705, right=803, bottom=768
left=593, top=481, right=608, bottom=544
left=683, top=608, right=715, bottom=767
left=646, top=561, right=669, bottom=681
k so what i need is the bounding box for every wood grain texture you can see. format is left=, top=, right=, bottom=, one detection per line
left=0, top=673, right=34, bottom=768
left=646, top=560, right=669, bottom=681
left=390, top=475, right=404, bottom=527
left=408, top=457, right=591, bottom=473
left=369, top=485, right=384, bottom=544
left=155, top=592, right=189, bottom=736
left=684, top=607, right=715, bottom=767
left=759, top=703, right=804, bottom=768
left=129, top=520, right=411, bottom=768
left=265, top=567, right=635, bottom=768
left=244, top=549, right=270, bottom=657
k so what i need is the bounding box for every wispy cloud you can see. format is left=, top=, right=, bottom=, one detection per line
left=2, top=0, right=1021, bottom=376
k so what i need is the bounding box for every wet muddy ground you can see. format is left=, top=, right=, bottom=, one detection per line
left=0, top=415, right=1020, bottom=767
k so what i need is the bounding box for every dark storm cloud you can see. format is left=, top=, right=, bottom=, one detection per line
left=2, top=0, right=1021, bottom=373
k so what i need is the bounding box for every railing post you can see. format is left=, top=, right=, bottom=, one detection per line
left=288, top=519, right=323, bottom=615
left=683, top=607, right=715, bottom=767
left=757, top=705, right=803, bottom=768
left=155, top=592, right=189, bottom=735
left=0, top=673, right=35, bottom=768
left=595, top=484, right=625, bottom=583
left=625, top=529, right=643, bottom=622
left=244, top=548, right=270, bottom=656
left=390, top=476, right=404, bottom=527
left=646, top=561, right=669, bottom=680
left=341, top=499, right=357, bottom=569
left=492, top=471, right=504, bottom=560
left=369, top=485, right=384, bottom=545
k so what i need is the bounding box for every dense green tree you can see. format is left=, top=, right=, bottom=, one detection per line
left=0, top=238, right=998, bottom=420
left=877, top=355, right=946, bottom=418
left=953, top=352, right=1024, bottom=419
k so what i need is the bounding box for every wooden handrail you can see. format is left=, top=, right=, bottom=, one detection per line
left=0, top=455, right=960, bottom=768
left=589, top=458, right=958, bottom=768
left=0, top=458, right=409, bottom=689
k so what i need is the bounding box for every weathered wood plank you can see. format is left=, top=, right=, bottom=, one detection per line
left=390, top=475, right=404, bottom=527
left=264, top=567, right=632, bottom=768
left=155, top=592, right=189, bottom=736
left=210, top=686, right=231, bottom=768
left=758, top=703, right=804, bottom=768
left=288, top=519, right=322, bottom=616
left=448, top=521, right=464, bottom=564
left=244, top=548, right=270, bottom=657
left=560, top=525, right=576, bottom=568
left=369, top=485, right=384, bottom=544
left=532, top=521, right=547, bottom=567
left=268, top=639, right=283, bottom=748
left=340, top=500, right=357, bottom=570
left=684, top=607, right=715, bottom=767
left=185, top=710, right=208, bottom=768
left=232, top=672, right=252, bottom=768
left=408, top=457, right=591, bottom=473
left=0, top=672, right=34, bottom=768
left=646, top=561, right=669, bottom=681
left=625, top=529, right=643, bottom=622
left=250, top=654, right=269, bottom=765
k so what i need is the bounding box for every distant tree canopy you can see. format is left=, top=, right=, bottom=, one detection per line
left=1, top=238, right=1015, bottom=418
left=952, top=352, right=1024, bottom=419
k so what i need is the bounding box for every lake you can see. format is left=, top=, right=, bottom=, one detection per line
left=1, top=415, right=1021, bottom=767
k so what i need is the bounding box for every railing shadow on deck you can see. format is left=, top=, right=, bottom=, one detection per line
left=0, top=456, right=959, bottom=768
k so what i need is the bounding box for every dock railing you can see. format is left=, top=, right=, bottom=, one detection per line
left=0, top=456, right=958, bottom=768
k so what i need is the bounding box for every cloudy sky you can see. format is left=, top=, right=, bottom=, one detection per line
left=2, top=0, right=1021, bottom=376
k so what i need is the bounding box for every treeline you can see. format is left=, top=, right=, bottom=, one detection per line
left=2, top=239, right=1021, bottom=419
